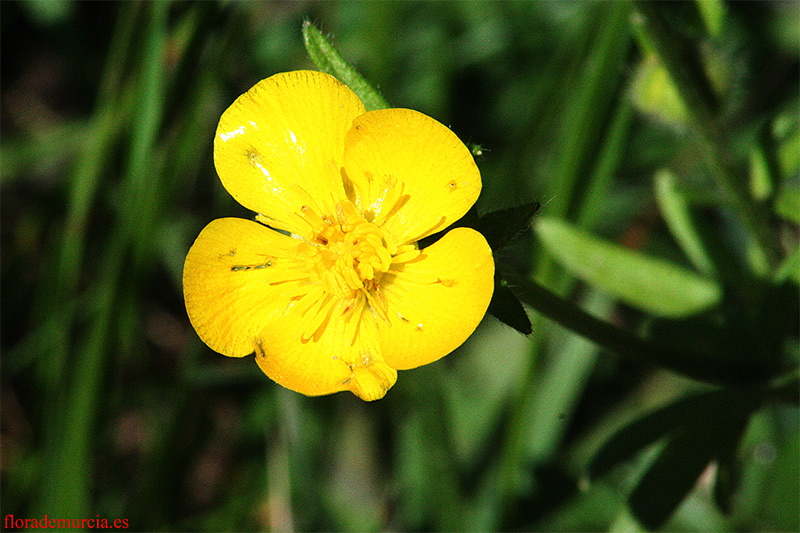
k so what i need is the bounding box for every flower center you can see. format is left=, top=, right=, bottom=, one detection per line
left=298, top=201, right=395, bottom=298
left=266, top=200, right=421, bottom=343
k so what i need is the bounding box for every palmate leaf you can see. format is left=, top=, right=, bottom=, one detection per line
left=629, top=411, right=750, bottom=530
left=647, top=281, right=798, bottom=380
left=713, top=438, right=743, bottom=515
left=628, top=427, right=719, bottom=530
left=589, top=388, right=762, bottom=478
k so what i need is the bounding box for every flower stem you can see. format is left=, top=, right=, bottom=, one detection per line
left=503, top=270, right=768, bottom=387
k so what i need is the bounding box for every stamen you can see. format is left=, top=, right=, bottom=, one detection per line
left=358, top=262, right=374, bottom=281
left=282, top=282, right=315, bottom=301
left=298, top=204, right=325, bottom=231
left=342, top=296, right=365, bottom=346
left=288, top=201, right=398, bottom=340
left=400, top=215, right=447, bottom=246
left=363, top=285, right=389, bottom=323
left=301, top=293, right=334, bottom=341
left=391, top=245, right=421, bottom=264
left=372, top=185, right=409, bottom=227
left=364, top=233, right=384, bottom=251
left=341, top=261, right=363, bottom=290
left=295, top=285, right=326, bottom=315
left=376, top=247, right=393, bottom=271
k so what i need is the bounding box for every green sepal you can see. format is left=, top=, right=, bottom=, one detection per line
left=487, top=272, right=532, bottom=336
left=428, top=201, right=540, bottom=252
left=475, top=202, right=540, bottom=335
left=416, top=201, right=539, bottom=336
left=476, top=201, right=541, bottom=251
left=302, top=20, right=390, bottom=112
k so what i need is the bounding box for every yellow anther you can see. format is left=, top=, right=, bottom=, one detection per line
left=377, top=247, right=392, bottom=271
left=359, top=262, right=375, bottom=281
left=364, top=233, right=384, bottom=251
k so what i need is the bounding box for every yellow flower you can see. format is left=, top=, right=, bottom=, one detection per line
left=183, top=71, right=494, bottom=401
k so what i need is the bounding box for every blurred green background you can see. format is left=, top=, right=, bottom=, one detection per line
left=2, top=1, right=798, bottom=531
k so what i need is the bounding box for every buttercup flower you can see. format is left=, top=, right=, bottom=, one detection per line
left=183, top=71, right=494, bottom=401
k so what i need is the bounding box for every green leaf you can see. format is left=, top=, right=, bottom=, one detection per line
left=776, top=114, right=800, bottom=178
left=629, top=409, right=750, bottom=530
left=22, top=0, right=72, bottom=26
left=302, top=20, right=389, bottom=112
left=475, top=201, right=540, bottom=336
left=487, top=274, right=532, bottom=336
left=654, top=169, right=716, bottom=277
left=589, top=388, right=756, bottom=529
left=591, top=389, right=718, bottom=479
left=525, top=289, right=612, bottom=462
left=775, top=186, right=800, bottom=225
left=589, top=388, right=762, bottom=480
left=628, top=428, right=716, bottom=530
left=713, top=443, right=742, bottom=514
left=630, top=55, right=688, bottom=128
left=695, top=0, right=726, bottom=38
left=750, top=143, right=773, bottom=201
left=775, top=244, right=800, bottom=285
left=477, top=201, right=541, bottom=251
left=590, top=408, right=682, bottom=481
left=535, top=217, right=722, bottom=318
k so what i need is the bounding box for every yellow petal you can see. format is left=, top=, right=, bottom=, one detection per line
left=342, top=108, right=481, bottom=245
left=378, top=227, right=494, bottom=370
left=254, top=298, right=398, bottom=401
left=185, top=217, right=398, bottom=401
left=214, top=71, right=366, bottom=234
left=183, top=217, right=306, bottom=357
